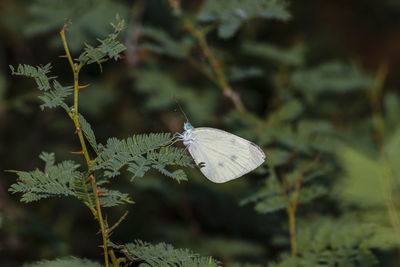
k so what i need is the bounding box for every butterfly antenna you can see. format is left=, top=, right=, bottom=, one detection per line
left=173, top=96, right=190, bottom=123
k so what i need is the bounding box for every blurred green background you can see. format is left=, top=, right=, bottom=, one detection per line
left=1, top=0, right=400, bottom=266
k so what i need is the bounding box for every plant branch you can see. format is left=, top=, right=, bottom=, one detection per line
left=60, top=25, right=110, bottom=267
left=168, top=1, right=245, bottom=112
left=369, top=62, right=400, bottom=246
left=284, top=154, right=321, bottom=257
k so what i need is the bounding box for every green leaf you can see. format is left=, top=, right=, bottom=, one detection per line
left=290, top=62, right=374, bottom=94
left=117, top=240, right=221, bottom=266
left=240, top=176, right=287, bottom=213
left=78, top=114, right=98, bottom=154
left=197, top=0, right=291, bottom=38
left=25, top=0, right=129, bottom=52
left=267, top=148, right=292, bottom=166
left=227, top=66, right=264, bottom=82
left=139, top=26, right=192, bottom=58
left=268, top=99, right=303, bottom=125
left=9, top=152, right=82, bottom=202
left=23, top=257, right=102, bottom=267
left=38, top=80, right=73, bottom=110
left=93, top=133, right=193, bottom=180
left=98, top=188, right=134, bottom=207
left=10, top=63, right=54, bottom=90
left=242, top=42, right=305, bottom=66
left=271, top=219, right=380, bottom=266
left=127, top=156, right=151, bottom=180
left=134, top=69, right=218, bottom=124
left=78, top=14, right=126, bottom=66
left=335, top=146, right=385, bottom=207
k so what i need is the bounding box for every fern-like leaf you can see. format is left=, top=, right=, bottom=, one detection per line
left=94, top=133, right=193, bottom=181
left=10, top=63, right=54, bottom=90
left=23, top=257, right=102, bottom=267
left=10, top=64, right=71, bottom=111
left=241, top=167, right=325, bottom=214
left=139, top=26, right=191, bottom=58
left=270, top=219, right=380, bottom=266
left=115, top=240, right=221, bottom=267
left=38, top=80, right=72, bottom=111
left=197, top=0, right=291, bottom=38
left=9, top=152, right=82, bottom=202
left=98, top=188, right=134, bottom=207
left=78, top=114, right=98, bottom=154
left=78, top=14, right=126, bottom=66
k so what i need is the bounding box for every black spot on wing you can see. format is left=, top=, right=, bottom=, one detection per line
left=230, top=155, right=237, bottom=161
left=197, top=162, right=206, bottom=169
left=218, top=162, right=224, bottom=167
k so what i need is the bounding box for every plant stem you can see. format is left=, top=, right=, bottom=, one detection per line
left=369, top=62, right=400, bottom=246
left=90, top=175, right=109, bottom=267
left=284, top=154, right=320, bottom=257
left=286, top=206, right=297, bottom=256
left=60, top=26, right=110, bottom=267
left=168, top=1, right=245, bottom=112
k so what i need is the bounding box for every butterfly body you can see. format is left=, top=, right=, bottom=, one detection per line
left=178, top=122, right=265, bottom=183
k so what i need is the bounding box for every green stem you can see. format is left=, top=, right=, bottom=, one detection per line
left=60, top=26, right=110, bottom=267
left=369, top=62, right=400, bottom=245
left=283, top=154, right=320, bottom=257
left=168, top=1, right=245, bottom=112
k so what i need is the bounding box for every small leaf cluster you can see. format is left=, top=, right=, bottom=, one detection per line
left=270, top=219, right=380, bottom=266
left=9, top=64, right=72, bottom=111
left=113, top=240, right=221, bottom=267
left=23, top=257, right=102, bottom=267
left=197, top=0, right=291, bottom=38
left=10, top=15, right=126, bottom=111
left=8, top=152, right=133, bottom=207
left=78, top=14, right=126, bottom=67
left=92, top=133, right=193, bottom=181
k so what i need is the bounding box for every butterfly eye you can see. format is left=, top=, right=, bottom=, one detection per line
left=185, top=124, right=191, bottom=130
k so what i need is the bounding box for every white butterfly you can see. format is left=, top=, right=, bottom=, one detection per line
left=176, top=122, right=266, bottom=183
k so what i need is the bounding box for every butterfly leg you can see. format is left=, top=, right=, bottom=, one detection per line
left=167, top=132, right=184, bottom=147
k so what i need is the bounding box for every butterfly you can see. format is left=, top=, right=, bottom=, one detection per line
left=175, top=122, right=266, bottom=183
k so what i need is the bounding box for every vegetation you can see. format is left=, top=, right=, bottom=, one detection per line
left=1, top=0, right=400, bottom=266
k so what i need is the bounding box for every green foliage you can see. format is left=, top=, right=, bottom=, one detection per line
left=10, top=64, right=73, bottom=111
left=79, top=113, right=99, bottom=154
left=242, top=42, right=305, bottom=66
left=38, top=81, right=73, bottom=111
left=9, top=63, right=54, bottom=90
left=5, top=1, right=400, bottom=266
left=93, top=133, right=193, bottom=181
left=226, top=66, right=264, bottom=82
left=290, top=62, right=375, bottom=95
left=78, top=14, right=126, bottom=66
left=115, top=240, right=221, bottom=267
left=23, top=257, right=102, bottom=267
left=9, top=152, right=82, bottom=202
left=98, top=188, right=134, bottom=208
left=197, top=0, right=291, bottom=38
left=241, top=167, right=326, bottom=214
left=25, top=0, right=128, bottom=51
left=133, top=69, right=218, bottom=124
left=139, top=26, right=192, bottom=59
left=335, top=126, right=400, bottom=209
left=270, top=219, right=380, bottom=267
left=9, top=152, right=133, bottom=207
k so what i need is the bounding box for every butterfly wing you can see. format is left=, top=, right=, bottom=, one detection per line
left=187, top=127, right=265, bottom=183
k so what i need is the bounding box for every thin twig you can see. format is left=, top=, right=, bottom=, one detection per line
left=369, top=62, right=400, bottom=246
left=284, top=154, right=321, bottom=257
left=168, top=1, right=245, bottom=112
left=60, top=25, right=111, bottom=267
